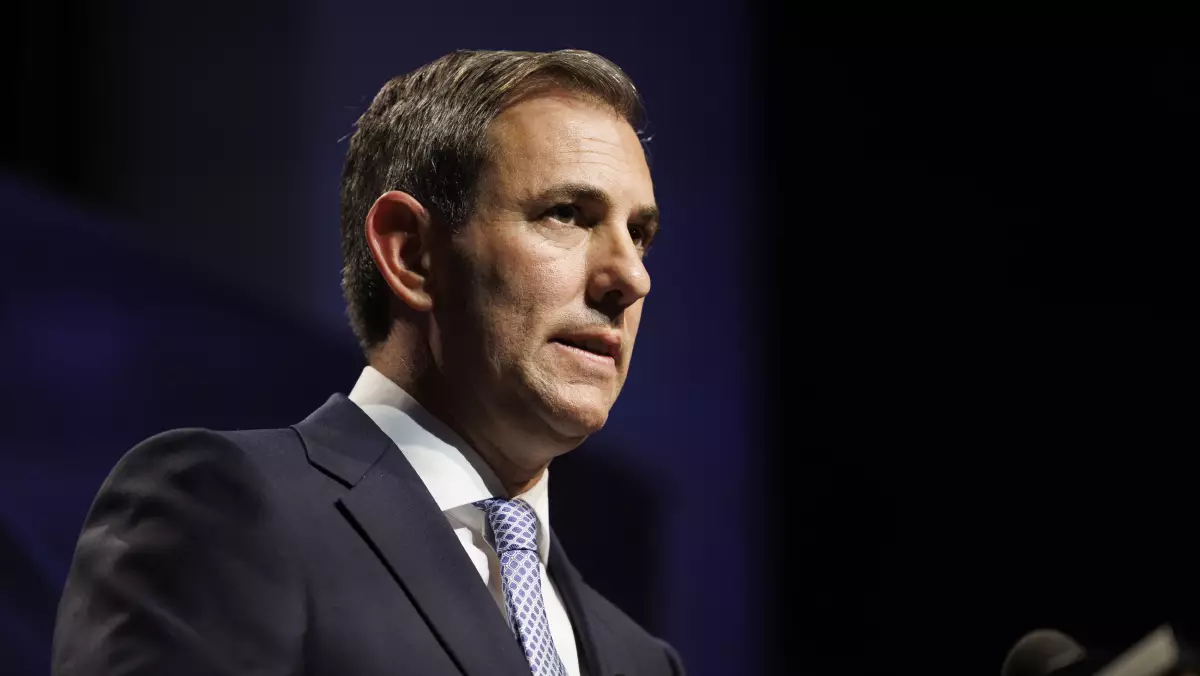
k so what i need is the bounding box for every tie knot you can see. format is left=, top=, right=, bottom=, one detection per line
left=474, top=498, right=539, bottom=554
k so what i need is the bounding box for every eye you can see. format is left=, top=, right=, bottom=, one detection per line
left=544, top=203, right=580, bottom=225
left=628, top=224, right=646, bottom=245
left=629, top=225, right=655, bottom=255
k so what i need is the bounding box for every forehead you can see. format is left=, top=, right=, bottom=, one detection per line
left=484, top=91, right=654, bottom=205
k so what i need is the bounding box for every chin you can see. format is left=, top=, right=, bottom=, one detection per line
left=540, top=386, right=615, bottom=439
left=558, top=406, right=610, bottom=437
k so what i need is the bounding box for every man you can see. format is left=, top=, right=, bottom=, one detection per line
left=51, top=49, right=682, bottom=676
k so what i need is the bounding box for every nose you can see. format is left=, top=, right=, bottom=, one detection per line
left=587, top=223, right=651, bottom=315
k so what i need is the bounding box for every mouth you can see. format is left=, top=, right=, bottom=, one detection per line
left=550, top=333, right=620, bottom=361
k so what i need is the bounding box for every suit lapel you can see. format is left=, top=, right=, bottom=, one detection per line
left=548, top=532, right=623, bottom=676
left=296, top=395, right=530, bottom=676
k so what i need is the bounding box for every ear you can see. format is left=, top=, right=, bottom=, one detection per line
left=364, top=190, right=435, bottom=313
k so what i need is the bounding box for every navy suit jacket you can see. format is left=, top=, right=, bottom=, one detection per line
left=51, top=394, right=684, bottom=676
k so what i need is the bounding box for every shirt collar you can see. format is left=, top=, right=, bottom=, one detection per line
left=347, top=366, right=553, bottom=564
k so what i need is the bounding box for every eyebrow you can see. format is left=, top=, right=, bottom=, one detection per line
left=536, top=182, right=660, bottom=230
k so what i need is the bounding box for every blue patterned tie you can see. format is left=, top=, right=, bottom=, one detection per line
left=474, top=498, right=568, bottom=676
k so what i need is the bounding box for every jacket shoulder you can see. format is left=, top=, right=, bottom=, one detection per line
left=113, top=425, right=304, bottom=479
left=54, top=428, right=308, bottom=675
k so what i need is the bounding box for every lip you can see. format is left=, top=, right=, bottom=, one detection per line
left=549, top=329, right=622, bottom=363
left=551, top=341, right=618, bottom=370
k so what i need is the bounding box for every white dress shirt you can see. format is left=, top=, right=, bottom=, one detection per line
left=348, top=366, right=582, bottom=676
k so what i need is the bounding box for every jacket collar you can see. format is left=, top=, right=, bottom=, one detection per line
left=294, top=394, right=531, bottom=676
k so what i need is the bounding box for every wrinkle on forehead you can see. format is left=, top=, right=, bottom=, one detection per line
left=467, top=92, right=655, bottom=225
left=486, top=92, right=650, bottom=186
left=565, top=136, right=631, bottom=165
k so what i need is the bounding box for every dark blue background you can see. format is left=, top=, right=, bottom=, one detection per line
left=4, top=2, right=762, bottom=675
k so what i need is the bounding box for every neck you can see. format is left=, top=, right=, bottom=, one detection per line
left=479, top=455, right=546, bottom=498
left=368, top=338, right=556, bottom=499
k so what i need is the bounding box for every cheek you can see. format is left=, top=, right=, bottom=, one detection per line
left=492, top=238, right=583, bottom=306
left=453, top=225, right=590, bottom=370
left=537, top=256, right=585, bottom=304
left=481, top=249, right=578, bottom=348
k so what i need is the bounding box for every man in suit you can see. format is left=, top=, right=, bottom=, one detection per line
left=52, top=49, right=681, bottom=676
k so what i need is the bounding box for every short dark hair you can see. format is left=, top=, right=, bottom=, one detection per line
left=339, top=49, right=646, bottom=351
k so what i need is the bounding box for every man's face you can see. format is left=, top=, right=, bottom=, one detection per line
left=429, top=91, right=657, bottom=454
